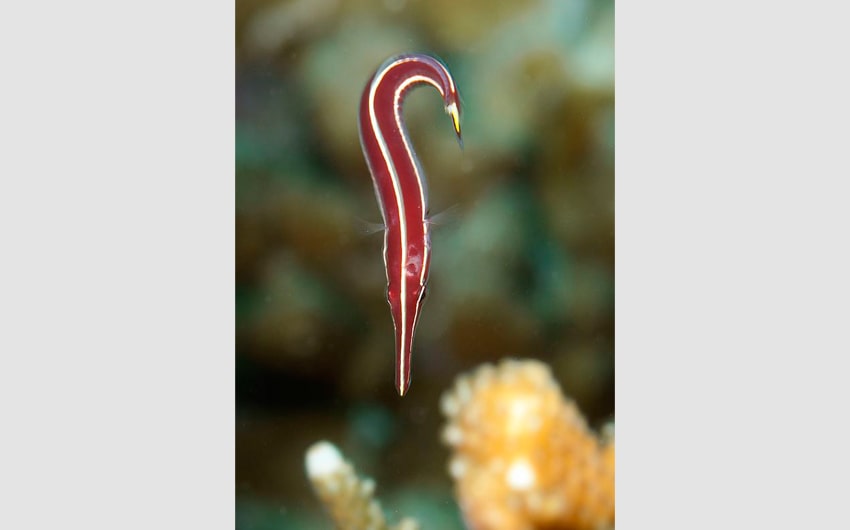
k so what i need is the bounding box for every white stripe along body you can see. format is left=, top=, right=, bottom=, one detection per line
left=357, top=54, right=462, bottom=396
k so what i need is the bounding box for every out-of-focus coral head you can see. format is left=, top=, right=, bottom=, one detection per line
left=441, top=359, right=615, bottom=530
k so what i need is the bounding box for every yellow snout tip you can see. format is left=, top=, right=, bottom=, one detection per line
left=447, top=103, right=461, bottom=136
left=446, top=103, right=462, bottom=150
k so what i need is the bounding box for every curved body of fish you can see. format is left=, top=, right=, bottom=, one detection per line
left=357, top=54, right=463, bottom=396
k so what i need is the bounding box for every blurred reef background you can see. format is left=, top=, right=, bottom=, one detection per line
left=236, top=0, right=614, bottom=528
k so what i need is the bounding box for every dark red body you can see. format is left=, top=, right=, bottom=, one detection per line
left=357, top=54, right=462, bottom=396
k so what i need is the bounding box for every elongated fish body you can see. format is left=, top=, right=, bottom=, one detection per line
left=357, top=54, right=462, bottom=396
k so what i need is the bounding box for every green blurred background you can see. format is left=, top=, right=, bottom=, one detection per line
left=236, top=0, right=613, bottom=527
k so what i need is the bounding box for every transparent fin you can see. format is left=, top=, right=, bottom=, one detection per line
left=354, top=217, right=386, bottom=236
left=427, top=204, right=463, bottom=228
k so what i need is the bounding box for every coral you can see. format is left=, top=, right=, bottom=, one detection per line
left=305, top=441, right=420, bottom=530
left=440, top=360, right=614, bottom=530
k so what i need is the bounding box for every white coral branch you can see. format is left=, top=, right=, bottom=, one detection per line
left=305, top=441, right=419, bottom=530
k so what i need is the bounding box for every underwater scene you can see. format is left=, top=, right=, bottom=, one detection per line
left=236, top=0, right=614, bottom=528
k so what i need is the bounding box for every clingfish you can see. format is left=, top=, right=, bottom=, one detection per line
left=357, top=53, right=463, bottom=396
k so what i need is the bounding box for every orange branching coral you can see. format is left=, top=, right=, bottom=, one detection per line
left=440, top=360, right=614, bottom=530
